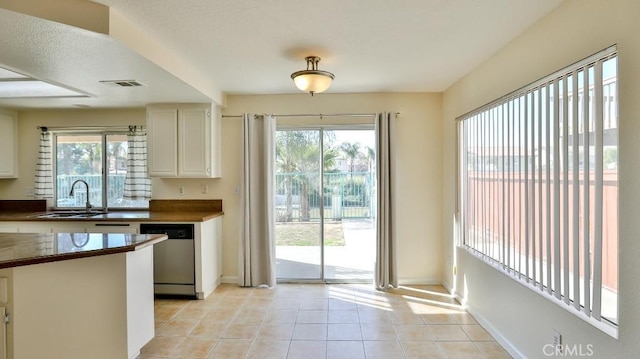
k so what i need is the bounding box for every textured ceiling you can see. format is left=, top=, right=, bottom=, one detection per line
left=0, top=0, right=563, bottom=109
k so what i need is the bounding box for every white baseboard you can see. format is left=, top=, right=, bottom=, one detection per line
left=465, top=305, right=525, bottom=359
left=398, top=278, right=442, bottom=286
left=442, top=280, right=465, bottom=306
left=220, top=276, right=238, bottom=284
left=220, top=277, right=442, bottom=286
left=219, top=277, right=451, bottom=289
left=442, top=280, right=453, bottom=293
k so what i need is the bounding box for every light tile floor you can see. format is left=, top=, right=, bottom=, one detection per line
left=138, top=284, right=512, bottom=359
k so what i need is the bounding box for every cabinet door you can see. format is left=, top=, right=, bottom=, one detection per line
left=0, top=222, right=50, bottom=233
left=86, top=223, right=138, bottom=234
left=147, top=109, right=178, bottom=177
left=179, top=108, right=211, bottom=177
left=0, top=114, right=17, bottom=178
left=19, top=222, right=52, bottom=233
left=0, top=225, right=18, bottom=233
left=49, top=222, right=85, bottom=234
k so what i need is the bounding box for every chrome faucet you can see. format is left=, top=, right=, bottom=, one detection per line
left=69, top=179, right=92, bottom=213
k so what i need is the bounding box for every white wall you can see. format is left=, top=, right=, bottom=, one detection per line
left=442, top=0, right=640, bottom=357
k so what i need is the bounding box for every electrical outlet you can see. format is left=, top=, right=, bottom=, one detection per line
left=178, top=186, right=185, bottom=195
left=201, top=184, right=209, bottom=194
left=234, top=185, right=240, bottom=195
left=552, top=330, right=562, bottom=347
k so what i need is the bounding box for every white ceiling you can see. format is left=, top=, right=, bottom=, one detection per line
left=0, top=0, right=563, bottom=109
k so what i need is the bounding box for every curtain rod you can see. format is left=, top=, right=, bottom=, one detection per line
left=221, top=113, right=397, bottom=119
left=37, top=125, right=144, bottom=132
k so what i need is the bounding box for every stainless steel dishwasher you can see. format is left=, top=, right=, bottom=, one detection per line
left=140, top=223, right=195, bottom=297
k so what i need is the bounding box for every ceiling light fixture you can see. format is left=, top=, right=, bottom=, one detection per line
left=291, top=56, right=334, bottom=96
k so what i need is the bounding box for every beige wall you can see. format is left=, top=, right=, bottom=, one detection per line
left=0, top=108, right=145, bottom=201
left=442, top=0, right=639, bottom=357
left=221, top=93, right=443, bottom=283
left=0, top=92, right=444, bottom=284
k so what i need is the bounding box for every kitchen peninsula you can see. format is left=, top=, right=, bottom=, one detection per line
left=0, top=232, right=167, bottom=359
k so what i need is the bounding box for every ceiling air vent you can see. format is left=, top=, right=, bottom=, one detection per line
left=100, top=80, right=145, bottom=87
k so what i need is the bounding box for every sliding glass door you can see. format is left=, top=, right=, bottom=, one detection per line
left=275, top=130, right=322, bottom=279
left=275, top=127, right=376, bottom=282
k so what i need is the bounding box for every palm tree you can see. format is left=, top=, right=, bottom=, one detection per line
left=365, top=145, right=375, bottom=173
left=107, top=141, right=127, bottom=174
left=276, top=130, right=339, bottom=222
left=276, top=131, right=309, bottom=222
left=340, top=142, right=361, bottom=176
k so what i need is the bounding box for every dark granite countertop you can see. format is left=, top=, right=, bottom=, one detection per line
left=0, top=199, right=223, bottom=223
left=0, top=210, right=223, bottom=222
left=0, top=232, right=168, bottom=269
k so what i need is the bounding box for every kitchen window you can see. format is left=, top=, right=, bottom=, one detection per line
left=52, top=129, right=150, bottom=209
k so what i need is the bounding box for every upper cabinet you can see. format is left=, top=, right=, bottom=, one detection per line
left=146, top=104, right=221, bottom=178
left=0, top=111, right=18, bottom=178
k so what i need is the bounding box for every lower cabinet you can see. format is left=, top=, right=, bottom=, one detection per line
left=0, top=226, right=17, bottom=233
left=0, top=218, right=222, bottom=302
left=0, top=222, right=139, bottom=234
left=0, top=307, right=6, bottom=359
left=85, top=223, right=139, bottom=234
left=0, top=223, right=52, bottom=234
left=0, top=246, right=154, bottom=359
left=195, top=216, right=222, bottom=299
left=139, top=216, right=222, bottom=299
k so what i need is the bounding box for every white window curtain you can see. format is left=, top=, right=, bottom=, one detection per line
left=123, top=125, right=151, bottom=200
left=34, top=127, right=53, bottom=199
left=239, top=114, right=277, bottom=287
left=375, top=112, right=397, bottom=290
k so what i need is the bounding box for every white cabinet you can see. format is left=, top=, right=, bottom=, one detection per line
left=146, top=108, right=177, bottom=176
left=86, top=223, right=138, bottom=234
left=195, top=216, right=222, bottom=299
left=0, top=225, right=18, bottom=233
left=48, top=222, right=84, bottom=234
left=147, top=104, right=221, bottom=178
left=48, top=222, right=138, bottom=234
left=0, top=246, right=155, bottom=359
left=0, top=222, right=138, bottom=234
left=0, top=222, right=51, bottom=234
left=0, top=112, right=18, bottom=178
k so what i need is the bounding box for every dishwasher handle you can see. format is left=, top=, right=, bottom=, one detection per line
left=140, top=223, right=194, bottom=239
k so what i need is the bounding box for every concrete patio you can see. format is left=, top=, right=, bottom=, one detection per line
left=276, top=219, right=376, bottom=281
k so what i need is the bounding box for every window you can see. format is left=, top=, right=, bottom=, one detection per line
left=54, top=130, right=149, bottom=209
left=457, top=46, right=618, bottom=335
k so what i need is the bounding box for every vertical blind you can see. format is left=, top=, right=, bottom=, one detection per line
left=457, top=46, right=618, bottom=335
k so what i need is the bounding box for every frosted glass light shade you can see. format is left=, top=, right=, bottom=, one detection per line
left=290, top=56, right=335, bottom=95
left=292, top=72, right=333, bottom=94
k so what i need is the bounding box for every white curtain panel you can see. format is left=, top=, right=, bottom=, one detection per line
left=375, top=112, right=398, bottom=290
left=123, top=125, right=152, bottom=200
left=34, top=129, right=53, bottom=199
left=239, top=114, right=277, bottom=287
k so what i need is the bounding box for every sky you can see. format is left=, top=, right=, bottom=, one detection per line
left=332, top=129, right=375, bottom=150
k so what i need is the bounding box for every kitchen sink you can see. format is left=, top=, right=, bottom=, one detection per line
left=36, top=212, right=104, bottom=219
